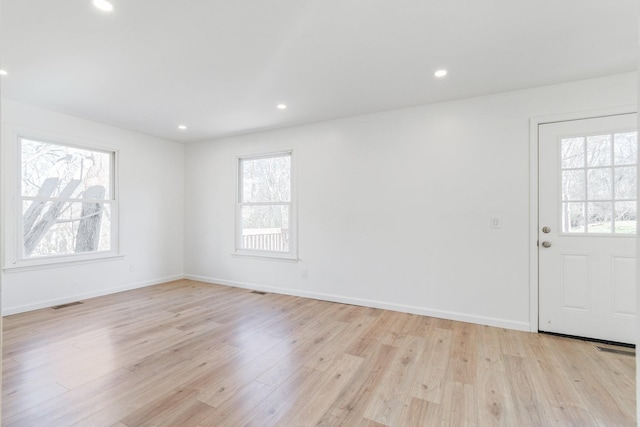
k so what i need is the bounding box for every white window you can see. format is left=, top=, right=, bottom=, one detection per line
left=560, top=131, right=637, bottom=234
left=17, top=136, right=118, bottom=263
left=236, top=152, right=296, bottom=259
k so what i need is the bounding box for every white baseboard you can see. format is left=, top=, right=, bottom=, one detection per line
left=3, top=274, right=185, bottom=316
left=184, top=274, right=531, bottom=332
left=6, top=272, right=531, bottom=332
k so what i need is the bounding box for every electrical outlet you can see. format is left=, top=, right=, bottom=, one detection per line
left=301, top=269, right=308, bottom=279
left=129, top=263, right=136, bottom=272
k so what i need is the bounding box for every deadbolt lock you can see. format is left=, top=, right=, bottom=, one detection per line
left=542, top=226, right=551, bottom=233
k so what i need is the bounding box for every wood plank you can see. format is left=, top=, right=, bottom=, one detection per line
left=396, top=396, right=442, bottom=427
left=502, top=354, right=549, bottom=426
left=238, top=366, right=320, bottom=427
left=273, top=353, right=363, bottom=426
left=315, top=342, right=397, bottom=427
left=195, top=381, right=275, bottom=426
left=1, top=279, right=635, bottom=426
left=525, top=336, right=599, bottom=426
left=475, top=326, right=516, bottom=426
left=187, top=334, right=287, bottom=408
left=447, top=321, right=477, bottom=385
left=363, top=334, right=426, bottom=426
left=410, top=326, right=452, bottom=403
left=440, top=381, right=478, bottom=427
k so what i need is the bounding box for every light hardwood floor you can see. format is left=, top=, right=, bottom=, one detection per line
left=2, top=279, right=636, bottom=426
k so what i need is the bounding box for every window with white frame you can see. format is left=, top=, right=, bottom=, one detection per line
left=18, top=136, right=117, bottom=261
left=236, top=152, right=295, bottom=258
left=560, top=131, right=637, bottom=234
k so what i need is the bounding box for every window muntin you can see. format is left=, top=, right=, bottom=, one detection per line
left=560, top=131, right=637, bottom=235
left=19, top=137, right=116, bottom=259
left=237, top=152, right=294, bottom=257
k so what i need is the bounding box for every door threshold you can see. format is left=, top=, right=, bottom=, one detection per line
left=539, top=331, right=635, bottom=349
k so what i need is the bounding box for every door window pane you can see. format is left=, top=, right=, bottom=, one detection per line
left=587, top=202, right=613, bottom=233
left=614, top=202, right=637, bottom=234
left=587, top=169, right=612, bottom=200
left=562, top=170, right=585, bottom=201
left=614, top=166, right=636, bottom=200
left=561, top=137, right=585, bottom=168
left=562, top=202, right=585, bottom=233
left=614, top=132, right=637, bottom=165
left=586, top=135, right=612, bottom=167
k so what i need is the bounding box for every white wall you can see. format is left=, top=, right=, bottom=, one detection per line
left=636, top=21, right=640, bottom=420
left=185, top=72, right=637, bottom=331
left=1, top=100, right=185, bottom=314
left=2, top=73, right=635, bottom=326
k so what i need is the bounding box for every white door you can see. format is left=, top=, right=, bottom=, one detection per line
left=539, top=113, right=637, bottom=344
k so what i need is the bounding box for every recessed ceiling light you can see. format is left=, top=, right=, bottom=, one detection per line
left=434, top=69, right=448, bottom=78
left=92, top=0, right=114, bottom=12
left=277, top=104, right=287, bottom=110
left=178, top=125, right=187, bottom=130
left=0, top=69, right=7, bottom=76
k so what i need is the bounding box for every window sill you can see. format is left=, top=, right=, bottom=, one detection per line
left=232, top=251, right=298, bottom=263
left=3, top=253, right=125, bottom=273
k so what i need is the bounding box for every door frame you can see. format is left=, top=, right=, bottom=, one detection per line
left=528, top=105, right=637, bottom=333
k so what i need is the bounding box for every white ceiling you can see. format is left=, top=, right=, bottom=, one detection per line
left=1, top=0, right=637, bottom=143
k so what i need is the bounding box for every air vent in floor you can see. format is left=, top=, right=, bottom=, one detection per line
left=250, top=291, right=267, bottom=295
left=597, top=346, right=635, bottom=357
left=51, top=301, right=83, bottom=310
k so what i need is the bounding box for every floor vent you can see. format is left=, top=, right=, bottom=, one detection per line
left=51, top=301, right=83, bottom=310
left=597, top=347, right=635, bottom=357
left=250, top=291, right=267, bottom=295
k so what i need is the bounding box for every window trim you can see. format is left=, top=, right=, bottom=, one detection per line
left=2, top=127, right=121, bottom=271
left=234, top=150, right=297, bottom=261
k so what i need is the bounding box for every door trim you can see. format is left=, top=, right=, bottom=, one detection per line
left=529, top=105, right=637, bottom=333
